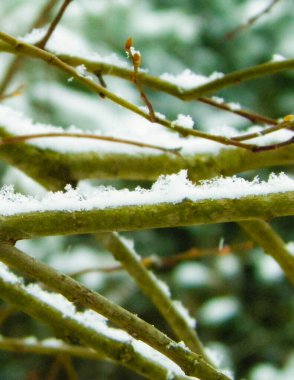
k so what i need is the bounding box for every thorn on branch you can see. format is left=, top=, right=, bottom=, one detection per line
left=125, top=37, right=156, bottom=122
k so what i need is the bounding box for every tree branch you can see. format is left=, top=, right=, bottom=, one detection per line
left=0, top=0, right=59, bottom=95
left=0, top=268, right=204, bottom=380
left=239, top=220, right=294, bottom=285
left=0, top=32, right=292, bottom=152
left=0, top=242, right=226, bottom=380
left=0, top=124, right=293, bottom=190
left=36, top=0, right=73, bottom=49
left=0, top=336, right=106, bottom=361
left=98, top=232, right=211, bottom=363
left=0, top=192, right=292, bottom=241
left=226, top=0, right=283, bottom=40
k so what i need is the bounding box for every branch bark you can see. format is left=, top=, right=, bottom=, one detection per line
left=0, top=242, right=228, bottom=380
left=98, top=232, right=211, bottom=362
left=0, top=192, right=293, bottom=241
left=239, top=220, right=294, bottom=285
left=0, top=269, right=201, bottom=380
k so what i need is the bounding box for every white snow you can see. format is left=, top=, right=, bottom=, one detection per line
left=172, top=114, right=194, bottom=129
left=287, top=242, right=294, bottom=256
left=271, top=54, right=286, bottom=62
left=255, top=250, right=283, bottom=282
left=0, top=105, right=292, bottom=156
left=20, top=27, right=129, bottom=69
left=41, top=338, right=63, bottom=348
left=0, top=262, right=21, bottom=284
left=227, top=102, right=241, bottom=111
left=0, top=171, right=292, bottom=216
left=160, top=69, right=224, bottom=90
left=211, top=96, right=225, bottom=104
left=172, top=300, right=197, bottom=328
left=153, top=276, right=171, bottom=298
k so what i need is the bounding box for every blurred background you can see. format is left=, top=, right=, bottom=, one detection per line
left=0, top=0, right=293, bottom=379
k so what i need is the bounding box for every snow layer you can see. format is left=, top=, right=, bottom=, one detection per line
left=0, top=104, right=293, bottom=156
left=21, top=27, right=129, bottom=68
left=0, top=171, right=292, bottom=216
left=160, top=69, right=224, bottom=90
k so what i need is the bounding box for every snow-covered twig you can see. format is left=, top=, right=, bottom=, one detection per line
left=98, top=232, right=210, bottom=362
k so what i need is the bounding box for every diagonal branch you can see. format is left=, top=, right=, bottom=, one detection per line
left=0, top=0, right=59, bottom=95
left=0, top=32, right=292, bottom=152
left=226, top=0, right=283, bottom=40
left=0, top=265, right=204, bottom=380
left=239, top=220, right=294, bottom=285
left=98, top=232, right=211, bottom=363
left=0, top=242, right=227, bottom=380
left=36, top=0, right=73, bottom=49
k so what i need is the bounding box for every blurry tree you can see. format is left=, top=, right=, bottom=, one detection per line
left=0, top=1, right=293, bottom=379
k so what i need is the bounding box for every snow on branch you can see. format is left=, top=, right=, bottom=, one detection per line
left=0, top=171, right=292, bottom=217
left=0, top=171, right=292, bottom=241
left=0, top=263, right=192, bottom=380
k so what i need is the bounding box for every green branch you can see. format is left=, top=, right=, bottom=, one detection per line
left=60, top=55, right=294, bottom=100
left=98, top=232, right=211, bottom=363
left=239, top=220, right=294, bottom=285
left=0, top=192, right=292, bottom=241
left=0, top=336, right=106, bottom=361
left=0, top=32, right=292, bottom=152
left=0, top=0, right=59, bottom=95
left=0, top=242, right=227, bottom=380
left=0, top=268, right=201, bottom=380
left=0, top=39, right=293, bottom=100
left=0, top=125, right=293, bottom=190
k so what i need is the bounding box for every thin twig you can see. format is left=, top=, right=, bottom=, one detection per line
left=70, top=241, right=254, bottom=276
left=232, top=118, right=294, bottom=142
left=36, top=0, right=73, bottom=49
left=0, top=83, right=26, bottom=101
left=0, top=0, right=59, bottom=95
left=0, top=32, right=292, bottom=153
left=252, top=136, right=294, bottom=152
left=226, top=0, right=283, bottom=40
left=0, top=336, right=106, bottom=360
left=0, top=132, right=181, bottom=155
left=199, top=96, right=278, bottom=126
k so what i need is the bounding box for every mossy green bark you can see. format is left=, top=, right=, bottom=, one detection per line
left=99, top=232, right=211, bottom=362
left=0, top=274, right=188, bottom=380
left=0, top=192, right=292, bottom=241
left=0, top=242, right=229, bottom=380
left=1, top=127, right=293, bottom=189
